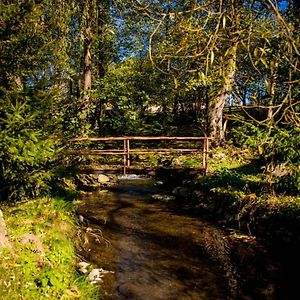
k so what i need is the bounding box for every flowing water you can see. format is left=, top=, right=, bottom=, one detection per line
left=76, top=176, right=296, bottom=300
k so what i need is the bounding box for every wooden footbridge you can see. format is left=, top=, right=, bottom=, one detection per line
left=68, top=136, right=210, bottom=175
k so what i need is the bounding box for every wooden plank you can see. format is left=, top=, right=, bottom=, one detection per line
left=129, top=149, right=200, bottom=154
left=67, top=150, right=125, bottom=155
left=69, top=136, right=211, bottom=142
left=66, top=149, right=202, bottom=156
left=77, top=166, right=206, bottom=174
left=202, top=139, right=206, bottom=170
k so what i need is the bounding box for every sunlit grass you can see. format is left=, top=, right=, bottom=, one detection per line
left=0, top=197, right=100, bottom=300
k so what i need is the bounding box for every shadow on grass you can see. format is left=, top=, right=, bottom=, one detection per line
left=51, top=184, right=78, bottom=202
left=50, top=165, right=79, bottom=203
left=196, top=159, right=266, bottom=194
left=232, top=158, right=263, bottom=175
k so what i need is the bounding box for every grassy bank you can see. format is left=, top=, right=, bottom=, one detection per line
left=0, top=197, right=99, bottom=300
left=157, top=147, right=300, bottom=249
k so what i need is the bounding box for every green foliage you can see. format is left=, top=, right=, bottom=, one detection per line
left=269, top=126, right=300, bottom=165
left=275, top=172, right=300, bottom=195
left=182, top=156, right=202, bottom=168
left=230, top=123, right=300, bottom=194
left=0, top=0, right=74, bottom=201
left=0, top=197, right=99, bottom=299
left=230, top=123, right=266, bottom=151
left=184, top=150, right=300, bottom=245
left=231, top=123, right=300, bottom=164
left=0, top=93, right=58, bottom=201
left=0, top=0, right=72, bottom=88
left=96, top=58, right=178, bottom=135
left=197, top=168, right=245, bottom=191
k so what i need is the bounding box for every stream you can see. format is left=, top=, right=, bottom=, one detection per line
left=76, top=176, right=298, bottom=300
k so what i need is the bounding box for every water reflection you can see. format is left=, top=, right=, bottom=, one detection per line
left=77, top=178, right=278, bottom=300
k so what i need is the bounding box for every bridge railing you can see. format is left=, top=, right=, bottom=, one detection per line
left=68, top=136, right=210, bottom=175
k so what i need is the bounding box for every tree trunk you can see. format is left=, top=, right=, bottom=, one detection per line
left=267, top=60, right=278, bottom=125
left=208, top=87, right=228, bottom=143
left=82, top=27, right=93, bottom=123
left=92, top=0, right=110, bottom=133
left=208, top=44, right=237, bottom=144
left=97, top=1, right=107, bottom=81
left=267, top=83, right=275, bottom=124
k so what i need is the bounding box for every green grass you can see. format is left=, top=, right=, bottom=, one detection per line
left=182, top=146, right=300, bottom=247
left=0, top=197, right=100, bottom=300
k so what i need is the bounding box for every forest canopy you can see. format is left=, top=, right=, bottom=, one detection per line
left=0, top=0, right=299, bottom=201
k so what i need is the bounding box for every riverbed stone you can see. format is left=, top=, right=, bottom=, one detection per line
left=212, top=152, right=227, bottom=160
left=172, top=186, right=190, bottom=198
left=78, top=261, right=90, bottom=273
left=0, top=210, right=12, bottom=249
left=19, top=233, right=45, bottom=258
left=117, top=283, right=139, bottom=298
left=87, top=268, right=114, bottom=284
left=148, top=170, right=156, bottom=176
left=75, top=173, right=116, bottom=190
left=152, top=194, right=176, bottom=202
left=87, top=269, right=104, bottom=284
left=97, top=174, right=110, bottom=183
left=76, top=174, right=95, bottom=186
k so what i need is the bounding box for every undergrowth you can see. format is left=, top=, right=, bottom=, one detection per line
left=154, top=146, right=300, bottom=247
left=190, top=147, right=300, bottom=246
left=0, top=197, right=100, bottom=300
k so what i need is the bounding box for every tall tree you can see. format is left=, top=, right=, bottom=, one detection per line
left=0, top=0, right=73, bottom=200
left=75, top=0, right=113, bottom=134
left=92, top=0, right=112, bottom=132
left=79, top=0, right=95, bottom=129
left=143, top=0, right=245, bottom=143
left=124, top=0, right=299, bottom=143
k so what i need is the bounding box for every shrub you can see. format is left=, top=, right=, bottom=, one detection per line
left=230, top=123, right=300, bottom=195
left=275, top=172, right=300, bottom=195
left=0, top=92, right=58, bottom=201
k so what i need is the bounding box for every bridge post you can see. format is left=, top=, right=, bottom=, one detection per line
left=123, top=139, right=127, bottom=175
left=203, top=138, right=209, bottom=175
left=127, top=139, right=130, bottom=167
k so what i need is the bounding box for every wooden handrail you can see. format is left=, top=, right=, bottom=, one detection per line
left=69, top=136, right=210, bottom=142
